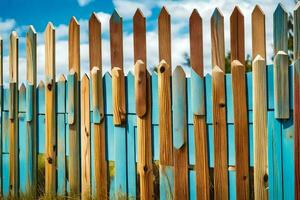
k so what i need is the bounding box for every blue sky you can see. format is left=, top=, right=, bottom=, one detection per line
left=0, top=0, right=297, bottom=84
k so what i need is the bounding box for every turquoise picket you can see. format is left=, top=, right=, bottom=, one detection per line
left=267, top=65, right=275, bottom=110
left=207, top=124, right=214, bottom=167
left=2, top=88, right=8, bottom=196
left=151, top=73, right=159, bottom=161
left=189, top=170, right=196, bottom=200
left=226, top=74, right=234, bottom=123
left=205, top=74, right=212, bottom=124
left=228, top=124, right=235, bottom=166
left=229, top=171, right=237, bottom=200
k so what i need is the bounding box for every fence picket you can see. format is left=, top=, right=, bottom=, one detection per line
left=231, top=60, right=249, bottom=199
left=9, top=31, right=19, bottom=196
left=68, top=17, right=81, bottom=196
left=189, top=9, right=210, bottom=200
left=294, top=2, right=300, bottom=199
left=252, top=55, right=268, bottom=199
left=44, top=22, right=56, bottom=196
left=0, top=37, right=2, bottom=196
left=252, top=5, right=266, bottom=59
left=274, top=3, right=288, bottom=55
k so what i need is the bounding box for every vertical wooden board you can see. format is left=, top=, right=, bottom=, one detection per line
left=114, top=126, right=127, bottom=196
left=207, top=125, right=214, bottom=167
left=103, top=72, right=113, bottom=115
left=211, top=8, right=225, bottom=71
left=267, top=65, right=274, bottom=110
left=110, top=10, right=123, bottom=70
left=289, top=66, right=294, bottom=109
left=19, top=113, right=27, bottom=193
left=267, top=111, right=283, bottom=199
left=153, top=125, right=159, bottom=161
left=227, top=124, right=235, bottom=166
left=57, top=114, right=66, bottom=196
left=273, top=3, right=288, bottom=54
left=105, top=115, right=114, bottom=161
left=37, top=81, right=45, bottom=114
left=205, top=74, right=213, bottom=124
left=274, top=52, right=289, bottom=119
left=188, top=125, right=195, bottom=165
left=2, top=154, right=9, bottom=197
left=68, top=16, right=80, bottom=196
left=172, top=66, right=188, bottom=199
left=127, top=117, right=136, bottom=198
left=126, top=72, right=135, bottom=114
left=81, top=75, right=91, bottom=199
left=89, top=12, right=102, bottom=70
left=56, top=75, right=66, bottom=113
left=2, top=111, right=9, bottom=153
left=158, top=7, right=171, bottom=68
left=212, top=66, right=228, bottom=199
left=252, top=56, right=268, bottom=199
left=2, top=110, right=9, bottom=195
left=37, top=115, right=45, bottom=154
left=90, top=123, right=95, bottom=196
left=133, top=8, right=146, bottom=64
left=0, top=37, right=2, bottom=86
left=249, top=124, right=254, bottom=167
left=187, top=77, right=193, bottom=124
left=151, top=73, right=159, bottom=124
left=225, top=74, right=234, bottom=123
left=230, top=7, right=245, bottom=65
left=189, top=170, right=196, bottom=200
left=252, top=5, right=266, bottom=59
left=45, top=22, right=56, bottom=196
left=159, top=166, right=174, bottom=200
left=231, top=60, right=249, bottom=199
left=246, top=72, right=253, bottom=110
left=229, top=170, right=237, bottom=200
left=282, top=116, right=294, bottom=200
left=3, top=88, right=8, bottom=111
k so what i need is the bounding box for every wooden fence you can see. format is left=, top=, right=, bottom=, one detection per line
left=0, top=2, right=298, bottom=200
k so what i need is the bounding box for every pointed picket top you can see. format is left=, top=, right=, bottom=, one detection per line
left=58, top=74, right=66, bottom=82
left=158, top=6, right=171, bottom=69
left=38, top=80, right=45, bottom=88
left=230, top=6, right=245, bottom=64
left=26, top=25, right=37, bottom=85
left=173, top=65, right=185, bottom=77
left=9, top=31, right=18, bottom=83
left=70, top=16, right=79, bottom=27
left=46, top=22, right=55, bottom=31
left=27, top=25, right=36, bottom=37
left=110, top=9, right=122, bottom=24
left=159, top=6, right=170, bottom=19
left=231, top=59, right=244, bottom=70
left=211, top=8, right=225, bottom=71
left=253, top=54, right=265, bottom=63
left=274, top=3, right=288, bottom=54
left=294, top=2, right=300, bottom=59
left=212, top=65, right=224, bottom=74
left=20, top=82, right=26, bottom=92
left=104, top=71, right=112, bottom=79
left=158, top=59, right=170, bottom=75
left=91, top=66, right=100, bottom=75
left=69, top=16, right=80, bottom=75
left=89, top=12, right=102, bottom=70
left=189, top=8, right=203, bottom=77
left=45, top=22, right=55, bottom=81
left=82, top=73, right=90, bottom=83
left=133, top=8, right=146, bottom=64
left=252, top=5, right=266, bottom=59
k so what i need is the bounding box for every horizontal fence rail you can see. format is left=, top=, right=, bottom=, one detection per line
left=0, top=2, right=299, bottom=200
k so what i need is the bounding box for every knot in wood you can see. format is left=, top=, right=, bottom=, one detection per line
left=143, top=165, right=148, bottom=172
left=47, top=157, right=53, bottom=164
left=159, top=66, right=165, bottom=73
left=263, top=174, right=268, bottom=182
left=47, top=83, right=52, bottom=91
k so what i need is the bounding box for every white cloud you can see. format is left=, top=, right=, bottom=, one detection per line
left=112, top=0, right=154, bottom=19
left=77, top=0, right=94, bottom=7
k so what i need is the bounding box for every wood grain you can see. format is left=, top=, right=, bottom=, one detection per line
left=252, top=55, right=268, bottom=200
left=89, top=12, right=102, bottom=70
left=172, top=66, right=189, bottom=199
left=91, top=67, right=108, bottom=199
left=274, top=51, right=289, bottom=119
left=26, top=25, right=37, bottom=194
left=44, top=22, right=56, bottom=196
left=252, top=5, right=266, bottom=59
left=112, top=67, right=126, bottom=125
left=133, top=9, right=146, bottom=64
left=230, top=6, right=245, bottom=65
left=158, top=60, right=173, bottom=165
left=212, top=66, right=228, bottom=199
left=274, top=3, right=288, bottom=54
left=294, top=3, right=300, bottom=199
left=231, top=60, right=249, bottom=199
left=81, top=74, right=91, bottom=200
left=158, top=7, right=171, bottom=69
left=189, top=9, right=203, bottom=76
left=89, top=13, right=108, bottom=198
left=68, top=17, right=80, bottom=196
left=211, top=8, right=225, bottom=71
left=134, top=60, right=147, bottom=117
left=190, top=9, right=210, bottom=200
left=9, top=31, right=19, bottom=196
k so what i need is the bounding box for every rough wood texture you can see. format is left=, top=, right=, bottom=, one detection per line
left=81, top=74, right=91, bottom=200
left=26, top=25, right=37, bottom=193
left=158, top=7, right=171, bottom=69
left=112, top=67, right=126, bottom=125
left=172, top=66, right=189, bottom=199
left=274, top=3, right=288, bottom=54
left=9, top=31, right=19, bottom=196
left=189, top=9, right=203, bottom=76
left=190, top=9, right=209, bottom=200
left=230, top=6, right=245, bottom=65
left=89, top=12, right=102, bottom=70
left=133, top=9, right=146, bottom=64
left=252, top=55, right=268, bottom=200
left=274, top=51, right=289, bottom=119
left=231, top=60, right=249, bottom=199
left=110, top=10, right=126, bottom=125
left=211, top=8, right=225, bottom=71
left=252, top=5, right=266, bottom=59
left=91, top=67, right=108, bottom=199
left=212, top=66, right=228, bottom=199
left=134, top=60, right=146, bottom=117
left=294, top=3, right=300, bottom=199
left=68, top=17, right=80, bottom=196
left=44, top=22, right=56, bottom=196
left=158, top=60, right=173, bottom=165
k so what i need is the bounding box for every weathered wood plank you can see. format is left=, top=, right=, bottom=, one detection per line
left=231, top=60, right=249, bottom=199
left=211, top=8, right=225, bottom=71
left=252, top=55, right=268, bottom=199
left=172, top=66, right=189, bottom=199
left=81, top=74, right=91, bottom=200
left=189, top=9, right=209, bottom=200
left=91, top=67, right=108, bottom=199
left=294, top=2, right=300, bottom=199
left=44, top=22, right=56, bottom=196
left=133, top=9, right=146, bottom=64
left=159, top=7, right=171, bottom=69
left=212, top=66, right=228, bottom=199
left=252, top=5, right=266, bottom=59
left=68, top=16, right=80, bottom=196
left=274, top=3, right=288, bottom=54
left=134, top=60, right=146, bottom=117
left=89, top=12, right=102, bottom=70
left=230, top=6, right=245, bottom=65
left=274, top=51, right=289, bottom=119
left=9, top=31, right=19, bottom=196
